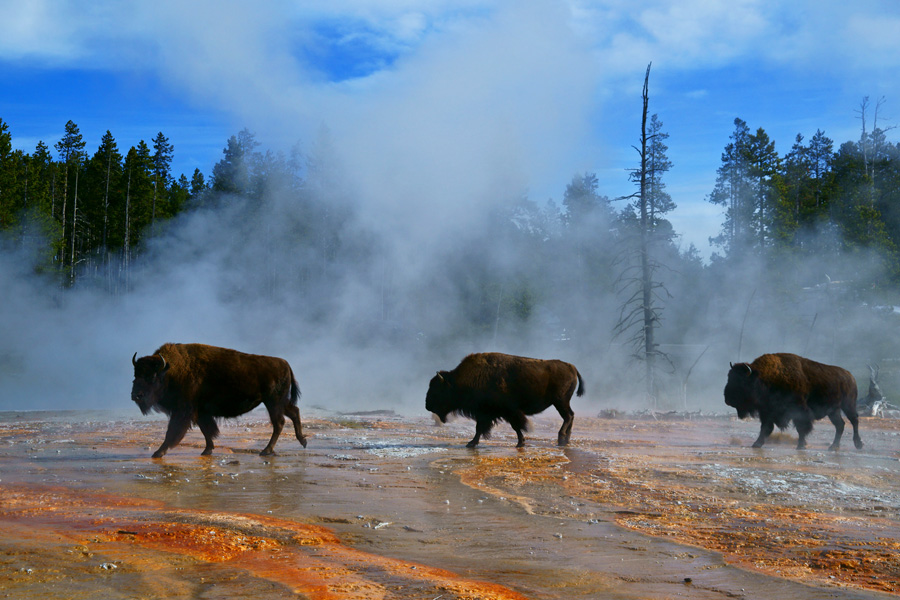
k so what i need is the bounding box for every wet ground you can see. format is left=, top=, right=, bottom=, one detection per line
left=1, top=408, right=899, bottom=599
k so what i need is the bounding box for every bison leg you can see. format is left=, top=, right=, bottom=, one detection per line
left=259, top=404, right=284, bottom=456
left=794, top=416, right=813, bottom=450
left=555, top=404, right=574, bottom=446
left=285, top=404, right=308, bottom=448
left=197, top=414, right=220, bottom=456
left=506, top=412, right=529, bottom=448
left=825, top=409, right=845, bottom=450
left=153, top=415, right=191, bottom=458
left=751, top=420, right=774, bottom=448
left=466, top=418, right=493, bottom=448
left=842, top=404, right=864, bottom=450
left=261, top=415, right=284, bottom=456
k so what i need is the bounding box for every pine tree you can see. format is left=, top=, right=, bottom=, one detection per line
left=613, top=64, right=674, bottom=404
left=808, top=129, right=835, bottom=212
left=54, top=120, right=85, bottom=272
left=190, top=168, right=207, bottom=197
left=122, top=141, right=154, bottom=273
left=0, top=118, right=17, bottom=229
left=745, top=127, right=780, bottom=248
left=778, top=130, right=835, bottom=249
left=708, top=118, right=753, bottom=256
left=98, top=131, right=123, bottom=251
left=645, top=113, right=675, bottom=231
left=26, top=141, right=59, bottom=263
left=211, top=129, right=259, bottom=196
left=81, top=131, right=123, bottom=284
left=151, top=131, right=173, bottom=230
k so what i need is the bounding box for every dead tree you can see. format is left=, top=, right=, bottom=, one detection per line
left=613, top=63, right=674, bottom=406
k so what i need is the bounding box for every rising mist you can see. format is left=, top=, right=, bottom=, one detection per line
left=3, top=3, right=900, bottom=416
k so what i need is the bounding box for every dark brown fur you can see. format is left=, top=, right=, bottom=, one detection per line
left=724, top=352, right=862, bottom=450
left=131, top=343, right=307, bottom=458
left=426, top=352, right=585, bottom=448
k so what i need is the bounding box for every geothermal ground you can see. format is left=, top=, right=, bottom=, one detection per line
left=1, top=408, right=899, bottom=599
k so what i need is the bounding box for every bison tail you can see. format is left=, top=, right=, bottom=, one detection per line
left=290, top=373, right=302, bottom=406
left=575, top=370, right=585, bottom=397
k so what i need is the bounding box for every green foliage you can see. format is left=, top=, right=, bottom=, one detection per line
left=0, top=119, right=199, bottom=286
left=706, top=115, right=900, bottom=282
left=3, top=99, right=900, bottom=368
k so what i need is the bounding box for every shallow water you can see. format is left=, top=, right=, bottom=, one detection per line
left=1, top=409, right=898, bottom=599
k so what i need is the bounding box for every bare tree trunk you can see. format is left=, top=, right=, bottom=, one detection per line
left=639, top=64, right=655, bottom=403
left=103, top=147, right=112, bottom=251
left=69, top=166, right=80, bottom=284
left=124, top=168, right=132, bottom=292
left=151, top=177, right=158, bottom=236
left=857, top=96, right=876, bottom=216
left=20, top=162, right=28, bottom=249
left=60, top=161, right=69, bottom=269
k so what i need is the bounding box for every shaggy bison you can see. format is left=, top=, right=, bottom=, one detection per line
left=426, top=352, right=585, bottom=448
left=724, top=353, right=863, bottom=450
left=131, top=343, right=307, bottom=457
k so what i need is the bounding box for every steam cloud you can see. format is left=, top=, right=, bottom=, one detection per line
left=2, top=2, right=898, bottom=415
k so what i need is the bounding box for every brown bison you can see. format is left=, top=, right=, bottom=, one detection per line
left=131, top=343, right=307, bottom=458
left=426, top=352, right=585, bottom=448
left=724, top=353, right=863, bottom=450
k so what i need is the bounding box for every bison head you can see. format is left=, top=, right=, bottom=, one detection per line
left=724, top=362, right=759, bottom=419
left=425, top=371, right=454, bottom=423
left=131, top=352, right=170, bottom=415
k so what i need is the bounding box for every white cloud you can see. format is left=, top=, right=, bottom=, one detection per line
left=0, top=1, right=84, bottom=61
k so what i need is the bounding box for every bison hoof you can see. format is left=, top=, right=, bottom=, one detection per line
left=751, top=441, right=764, bottom=449
left=201, top=449, right=213, bottom=456
left=855, top=440, right=864, bottom=450
left=465, top=441, right=478, bottom=448
left=151, top=451, right=165, bottom=459
left=259, top=448, right=275, bottom=456
left=299, top=437, right=308, bottom=448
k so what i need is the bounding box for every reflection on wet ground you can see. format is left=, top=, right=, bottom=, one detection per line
left=1, top=409, right=899, bottom=599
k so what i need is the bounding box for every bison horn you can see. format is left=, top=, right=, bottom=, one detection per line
left=729, top=362, right=733, bottom=369
left=743, top=364, right=752, bottom=374
left=436, top=371, right=444, bottom=382
left=159, top=355, right=168, bottom=372
left=132, top=352, right=138, bottom=367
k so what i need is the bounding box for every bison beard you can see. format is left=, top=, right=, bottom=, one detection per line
left=131, top=343, right=307, bottom=458
left=724, top=353, right=863, bottom=450
left=426, top=352, right=585, bottom=448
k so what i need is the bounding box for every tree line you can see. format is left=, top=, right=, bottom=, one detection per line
left=2, top=93, right=900, bottom=405
left=708, top=97, right=900, bottom=277
left=3, top=99, right=896, bottom=289
left=0, top=118, right=205, bottom=289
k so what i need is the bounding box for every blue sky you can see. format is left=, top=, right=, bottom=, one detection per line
left=2, top=1, right=899, bottom=258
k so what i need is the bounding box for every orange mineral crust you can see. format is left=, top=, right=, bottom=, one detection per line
left=447, top=419, right=900, bottom=594
left=0, top=483, right=527, bottom=600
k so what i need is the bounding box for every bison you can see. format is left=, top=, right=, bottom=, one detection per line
left=131, top=343, right=307, bottom=458
left=426, top=352, right=585, bottom=448
left=724, top=353, right=863, bottom=450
